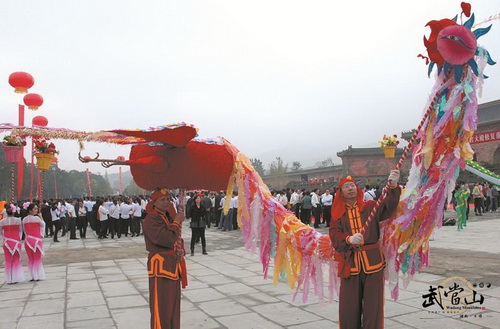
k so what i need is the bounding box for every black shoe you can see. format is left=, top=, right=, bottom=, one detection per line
left=190, top=252, right=194, bottom=256
left=53, top=239, right=60, bottom=243
left=202, top=251, right=208, bottom=255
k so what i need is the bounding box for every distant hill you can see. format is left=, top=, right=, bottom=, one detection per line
left=106, top=170, right=133, bottom=189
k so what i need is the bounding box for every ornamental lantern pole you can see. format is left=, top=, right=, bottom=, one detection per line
left=8, top=72, right=35, bottom=200
left=117, top=156, right=125, bottom=194
left=86, top=168, right=93, bottom=197
left=31, top=116, right=48, bottom=200
left=52, top=156, right=59, bottom=199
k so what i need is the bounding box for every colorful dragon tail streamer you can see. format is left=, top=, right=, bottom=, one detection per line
left=227, top=153, right=341, bottom=303
left=381, top=3, right=495, bottom=300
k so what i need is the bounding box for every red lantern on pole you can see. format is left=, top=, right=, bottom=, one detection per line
left=24, top=93, right=44, bottom=111
left=117, top=156, right=125, bottom=194
left=52, top=157, right=58, bottom=199
left=8, top=72, right=34, bottom=94
left=32, top=115, right=48, bottom=127
left=86, top=168, right=93, bottom=197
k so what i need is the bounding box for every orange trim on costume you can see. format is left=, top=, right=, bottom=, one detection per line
left=347, top=205, right=363, bottom=235
left=360, top=249, right=385, bottom=273
left=351, top=253, right=360, bottom=274
left=148, top=254, right=181, bottom=280
left=348, top=208, right=358, bottom=234
left=180, top=258, right=188, bottom=288
left=154, top=276, right=162, bottom=329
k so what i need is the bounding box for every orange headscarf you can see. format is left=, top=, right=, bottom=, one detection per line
left=331, top=176, right=366, bottom=220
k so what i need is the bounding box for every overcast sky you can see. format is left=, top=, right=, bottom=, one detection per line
left=1, top=0, right=499, bottom=175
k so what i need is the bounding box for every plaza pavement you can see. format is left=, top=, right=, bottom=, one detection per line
left=1, top=211, right=500, bottom=329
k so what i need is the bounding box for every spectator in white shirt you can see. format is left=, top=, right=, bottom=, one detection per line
left=104, top=198, right=113, bottom=212
left=50, top=203, right=61, bottom=242
left=77, top=200, right=88, bottom=238
left=280, top=191, right=288, bottom=208
left=131, top=198, right=143, bottom=237
left=311, top=188, right=321, bottom=228
left=231, top=192, right=239, bottom=230
left=109, top=199, right=121, bottom=239
left=290, top=190, right=300, bottom=217
left=59, top=201, right=68, bottom=237
left=98, top=200, right=109, bottom=239
left=364, top=185, right=377, bottom=202
left=66, top=200, right=79, bottom=240
left=321, top=189, right=333, bottom=227
left=119, top=199, right=133, bottom=237
left=218, top=196, right=226, bottom=229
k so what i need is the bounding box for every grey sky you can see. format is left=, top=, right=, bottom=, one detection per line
left=1, top=1, right=499, bottom=175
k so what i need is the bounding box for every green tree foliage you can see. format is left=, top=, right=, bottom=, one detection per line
left=316, top=157, right=334, bottom=168
left=250, top=158, right=265, bottom=177
left=269, top=157, right=288, bottom=176
left=291, top=161, right=302, bottom=172
left=124, top=180, right=145, bottom=196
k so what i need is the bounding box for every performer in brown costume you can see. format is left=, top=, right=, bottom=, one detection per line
left=144, top=188, right=188, bottom=329
left=329, top=170, right=401, bottom=329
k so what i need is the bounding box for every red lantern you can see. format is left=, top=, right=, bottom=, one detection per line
left=8, top=72, right=34, bottom=94
left=24, top=93, right=44, bottom=110
left=117, top=156, right=126, bottom=161
left=32, top=115, right=48, bottom=127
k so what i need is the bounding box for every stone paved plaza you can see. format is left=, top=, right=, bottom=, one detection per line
left=1, top=211, right=500, bottom=328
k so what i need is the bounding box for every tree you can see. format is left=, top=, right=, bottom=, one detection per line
left=268, top=157, right=289, bottom=189
left=250, top=158, right=265, bottom=177
left=124, top=180, right=145, bottom=196
left=316, top=157, right=334, bottom=168
left=291, top=161, right=302, bottom=172
left=269, top=157, right=288, bottom=176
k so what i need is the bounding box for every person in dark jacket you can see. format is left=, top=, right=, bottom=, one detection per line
left=143, top=188, right=187, bottom=329
left=329, top=171, right=401, bottom=329
left=189, top=195, right=208, bottom=256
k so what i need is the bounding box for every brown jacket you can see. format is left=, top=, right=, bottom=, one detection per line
left=144, top=211, right=183, bottom=280
left=329, top=186, right=401, bottom=277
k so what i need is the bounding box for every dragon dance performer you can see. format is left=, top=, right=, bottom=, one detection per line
left=329, top=170, right=401, bottom=329
left=143, top=188, right=188, bottom=329
left=454, top=184, right=470, bottom=231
